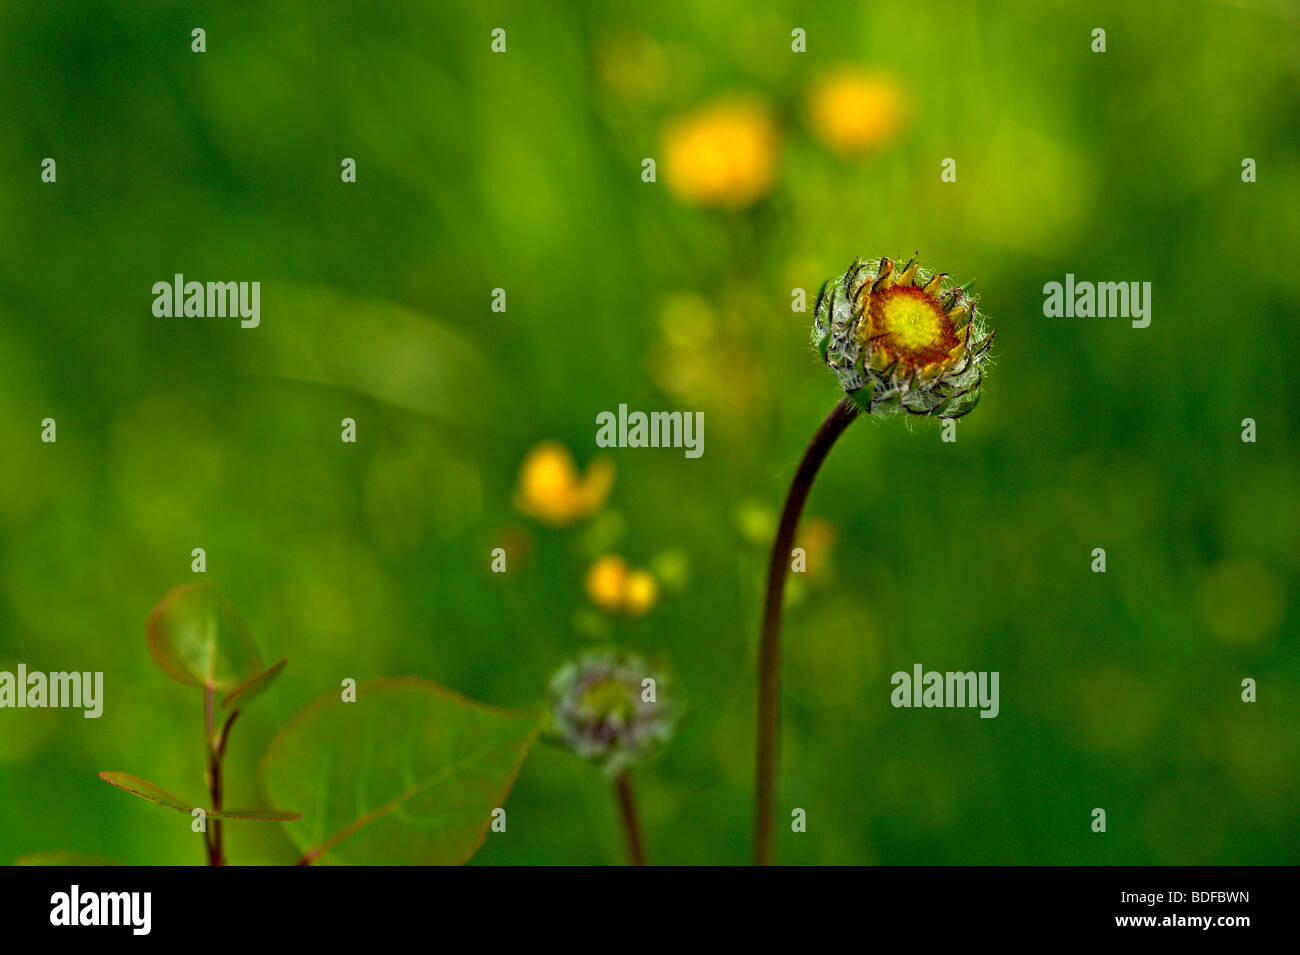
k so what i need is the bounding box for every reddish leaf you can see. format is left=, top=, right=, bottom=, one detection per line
left=223, top=658, right=288, bottom=712
left=146, top=583, right=263, bottom=690
left=213, top=807, right=301, bottom=821
left=98, top=771, right=189, bottom=812
left=98, top=771, right=300, bottom=821
left=16, top=851, right=123, bottom=866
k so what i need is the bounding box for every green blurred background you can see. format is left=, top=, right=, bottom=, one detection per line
left=1, top=0, right=1297, bottom=865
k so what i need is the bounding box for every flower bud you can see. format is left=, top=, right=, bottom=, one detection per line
left=546, top=649, right=680, bottom=776
left=812, top=255, right=994, bottom=417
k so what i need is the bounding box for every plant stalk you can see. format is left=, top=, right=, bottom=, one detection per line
left=755, top=397, right=861, bottom=865
left=614, top=770, right=647, bottom=866
left=204, top=684, right=225, bottom=866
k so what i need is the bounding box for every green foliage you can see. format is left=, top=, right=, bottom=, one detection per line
left=14, top=851, right=122, bottom=867
left=83, top=592, right=540, bottom=865
left=91, top=587, right=305, bottom=862
left=146, top=583, right=263, bottom=691
left=223, top=659, right=288, bottom=712
left=1, top=0, right=1298, bottom=866
left=97, top=772, right=297, bottom=822
left=262, top=679, right=540, bottom=866
left=848, top=383, right=874, bottom=414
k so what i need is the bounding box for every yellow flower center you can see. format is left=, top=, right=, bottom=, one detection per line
left=868, top=286, right=960, bottom=371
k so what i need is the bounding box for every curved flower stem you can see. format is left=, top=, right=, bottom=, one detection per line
left=614, top=770, right=647, bottom=866
left=755, top=397, right=862, bottom=865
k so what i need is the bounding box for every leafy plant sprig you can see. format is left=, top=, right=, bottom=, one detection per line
left=79, top=583, right=545, bottom=866
left=100, top=583, right=298, bottom=865
left=29, top=580, right=680, bottom=866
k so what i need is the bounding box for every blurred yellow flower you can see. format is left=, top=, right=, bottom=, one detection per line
left=807, top=69, right=904, bottom=156
left=799, top=518, right=837, bottom=577
left=586, top=555, right=629, bottom=610
left=662, top=99, right=779, bottom=209
left=514, top=441, right=614, bottom=527
left=623, top=570, right=659, bottom=614
left=586, top=554, right=660, bottom=616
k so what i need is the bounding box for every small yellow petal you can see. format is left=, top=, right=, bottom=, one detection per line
left=852, top=313, right=871, bottom=346
left=873, top=258, right=894, bottom=291
left=855, top=281, right=872, bottom=311
left=897, top=258, right=919, bottom=286
left=923, top=273, right=945, bottom=296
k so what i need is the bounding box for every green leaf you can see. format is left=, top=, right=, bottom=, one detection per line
left=98, top=771, right=190, bottom=812
left=146, top=583, right=263, bottom=690
left=936, top=388, right=982, bottom=419
left=212, top=807, right=302, bottom=821
left=262, top=677, right=541, bottom=865
left=931, top=394, right=959, bottom=417
left=98, top=772, right=300, bottom=821
left=223, top=658, right=287, bottom=712
left=16, top=851, right=123, bottom=866
left=848, top=382, right=875, bottom=414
